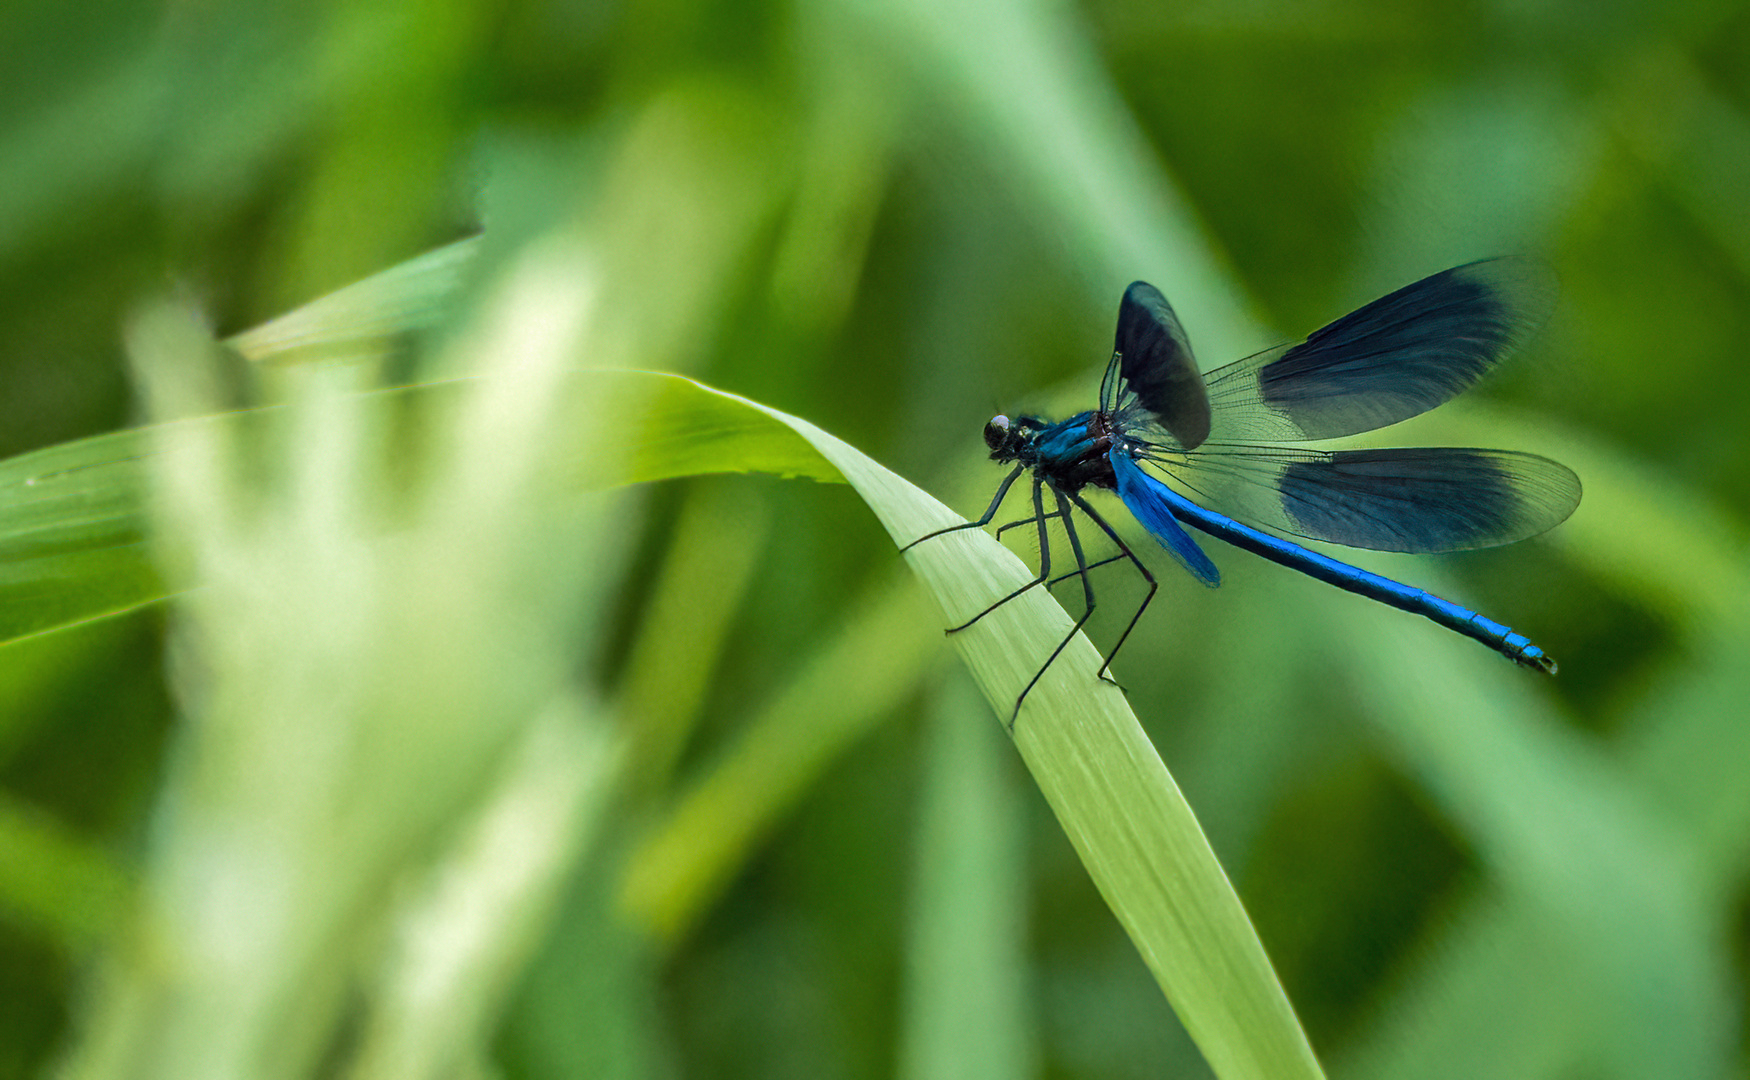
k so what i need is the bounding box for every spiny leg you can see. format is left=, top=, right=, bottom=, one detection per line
left=995, top=510, right=1059, bottom=540
left=945, top=478, right=1053, bottom=633
left=995, top=515, right=1127, bottom=595
left=1057, top=491, right=1097, bottom=618
left=1066, top=490, right=1156, bottom=684
left=900, top=464, right=1026, bottom=552
left=1008, top=488, right=1102, bottom=725
left=996, top=512, right=1117, bottom=598
left=1047, top=553, right=1125, bottom=589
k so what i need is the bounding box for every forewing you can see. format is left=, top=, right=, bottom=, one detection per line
left=1113, top=281, right=1212, bottom=450
left=1151, top=445, right=1581, bottom=553
left=1201, top=258, right=1557, bottom=441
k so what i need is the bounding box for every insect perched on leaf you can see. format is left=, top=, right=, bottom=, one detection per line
left=905, top=260, right=1581, bottom=724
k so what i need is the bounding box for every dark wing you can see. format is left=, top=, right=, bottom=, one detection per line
left=1107, top=281, right=1212, bottom=450
left=1201, top=258, right=1557, bottom=442
left=1147, top=444, right=1581, bottom=553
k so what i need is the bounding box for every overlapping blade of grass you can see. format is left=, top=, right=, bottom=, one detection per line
left=664, top=378, right=1324, bottom=1080
left=0, top=226, right=1324, bottom=1075
left=6, top=329, right=1319, bottom=1080
left=0, top=429, right=160, bottom=644
left=0, top=369, right=841, bottom=647
left=62, top=248, right=635, bottom=1080
left=619, top=571, right=947, bottom=944
left=227, top=237, right=483, bottom=367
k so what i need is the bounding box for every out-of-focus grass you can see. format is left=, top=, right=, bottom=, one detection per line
left=18, top=275, right=1322, bottom=1076
left=3, top=0, right=1749, bottom=1077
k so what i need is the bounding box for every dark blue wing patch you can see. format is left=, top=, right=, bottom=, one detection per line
left=1275, top=447, right=1581, bottom=552
left=1149, top=443, right=1580, bottom=553
left=1114, top=281, right=1212, bottom=450
left=1202, top=258, right=1557, bottom=442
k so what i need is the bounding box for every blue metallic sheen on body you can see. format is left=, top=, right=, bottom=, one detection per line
left=1003, top=414, right=1556, bottom=672
left=1010, top=411, right=1116, bottom=492
left=1108, top=448, right=1554, bottom=672
left=911, top=259, right=1574, bottom=723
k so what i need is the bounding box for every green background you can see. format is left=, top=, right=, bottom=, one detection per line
left=2, top=0, right=1747, bottom=1077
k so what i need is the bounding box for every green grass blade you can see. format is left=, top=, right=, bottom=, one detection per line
left=619, top=572, right=946, bottom=944
left=226, top=237, right=482, bottom=366
left=0, top=429, right=161, bottom=645
left=711, top=384, right=1325, bottom=1080
left=345, top=699, right=623, bottom=1080
left=0, top=370, right=841, bottom=646
left=11, top=336, right=1317, bottom=1075
left=901, top=675, right=1036, bottom=1080
left=0, top=790, right=130, bottom=951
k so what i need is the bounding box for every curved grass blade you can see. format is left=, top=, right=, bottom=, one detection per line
left=2, top=368, right=1323, bottom=1079
left=0, top=370, right=839, bottom=647
left=690, top=380, right=1325, bottom=1080
left=0, top=429, right=160, bottom=644
left=227, top=236, right=482, bottom=366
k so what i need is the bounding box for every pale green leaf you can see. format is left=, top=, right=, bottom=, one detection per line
left=4, top=365, right=1322, bottom=1079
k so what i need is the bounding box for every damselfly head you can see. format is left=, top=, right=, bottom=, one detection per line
left=983, top=414, right=1044, bottom=461
left=982, top=415, right=1013, bottom=452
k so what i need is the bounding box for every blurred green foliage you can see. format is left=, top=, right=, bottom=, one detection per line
left=2, top=0, right=1748, bottom=1077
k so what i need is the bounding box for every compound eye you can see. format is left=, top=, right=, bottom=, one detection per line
left=982, top=415, right=1011, bottom=450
